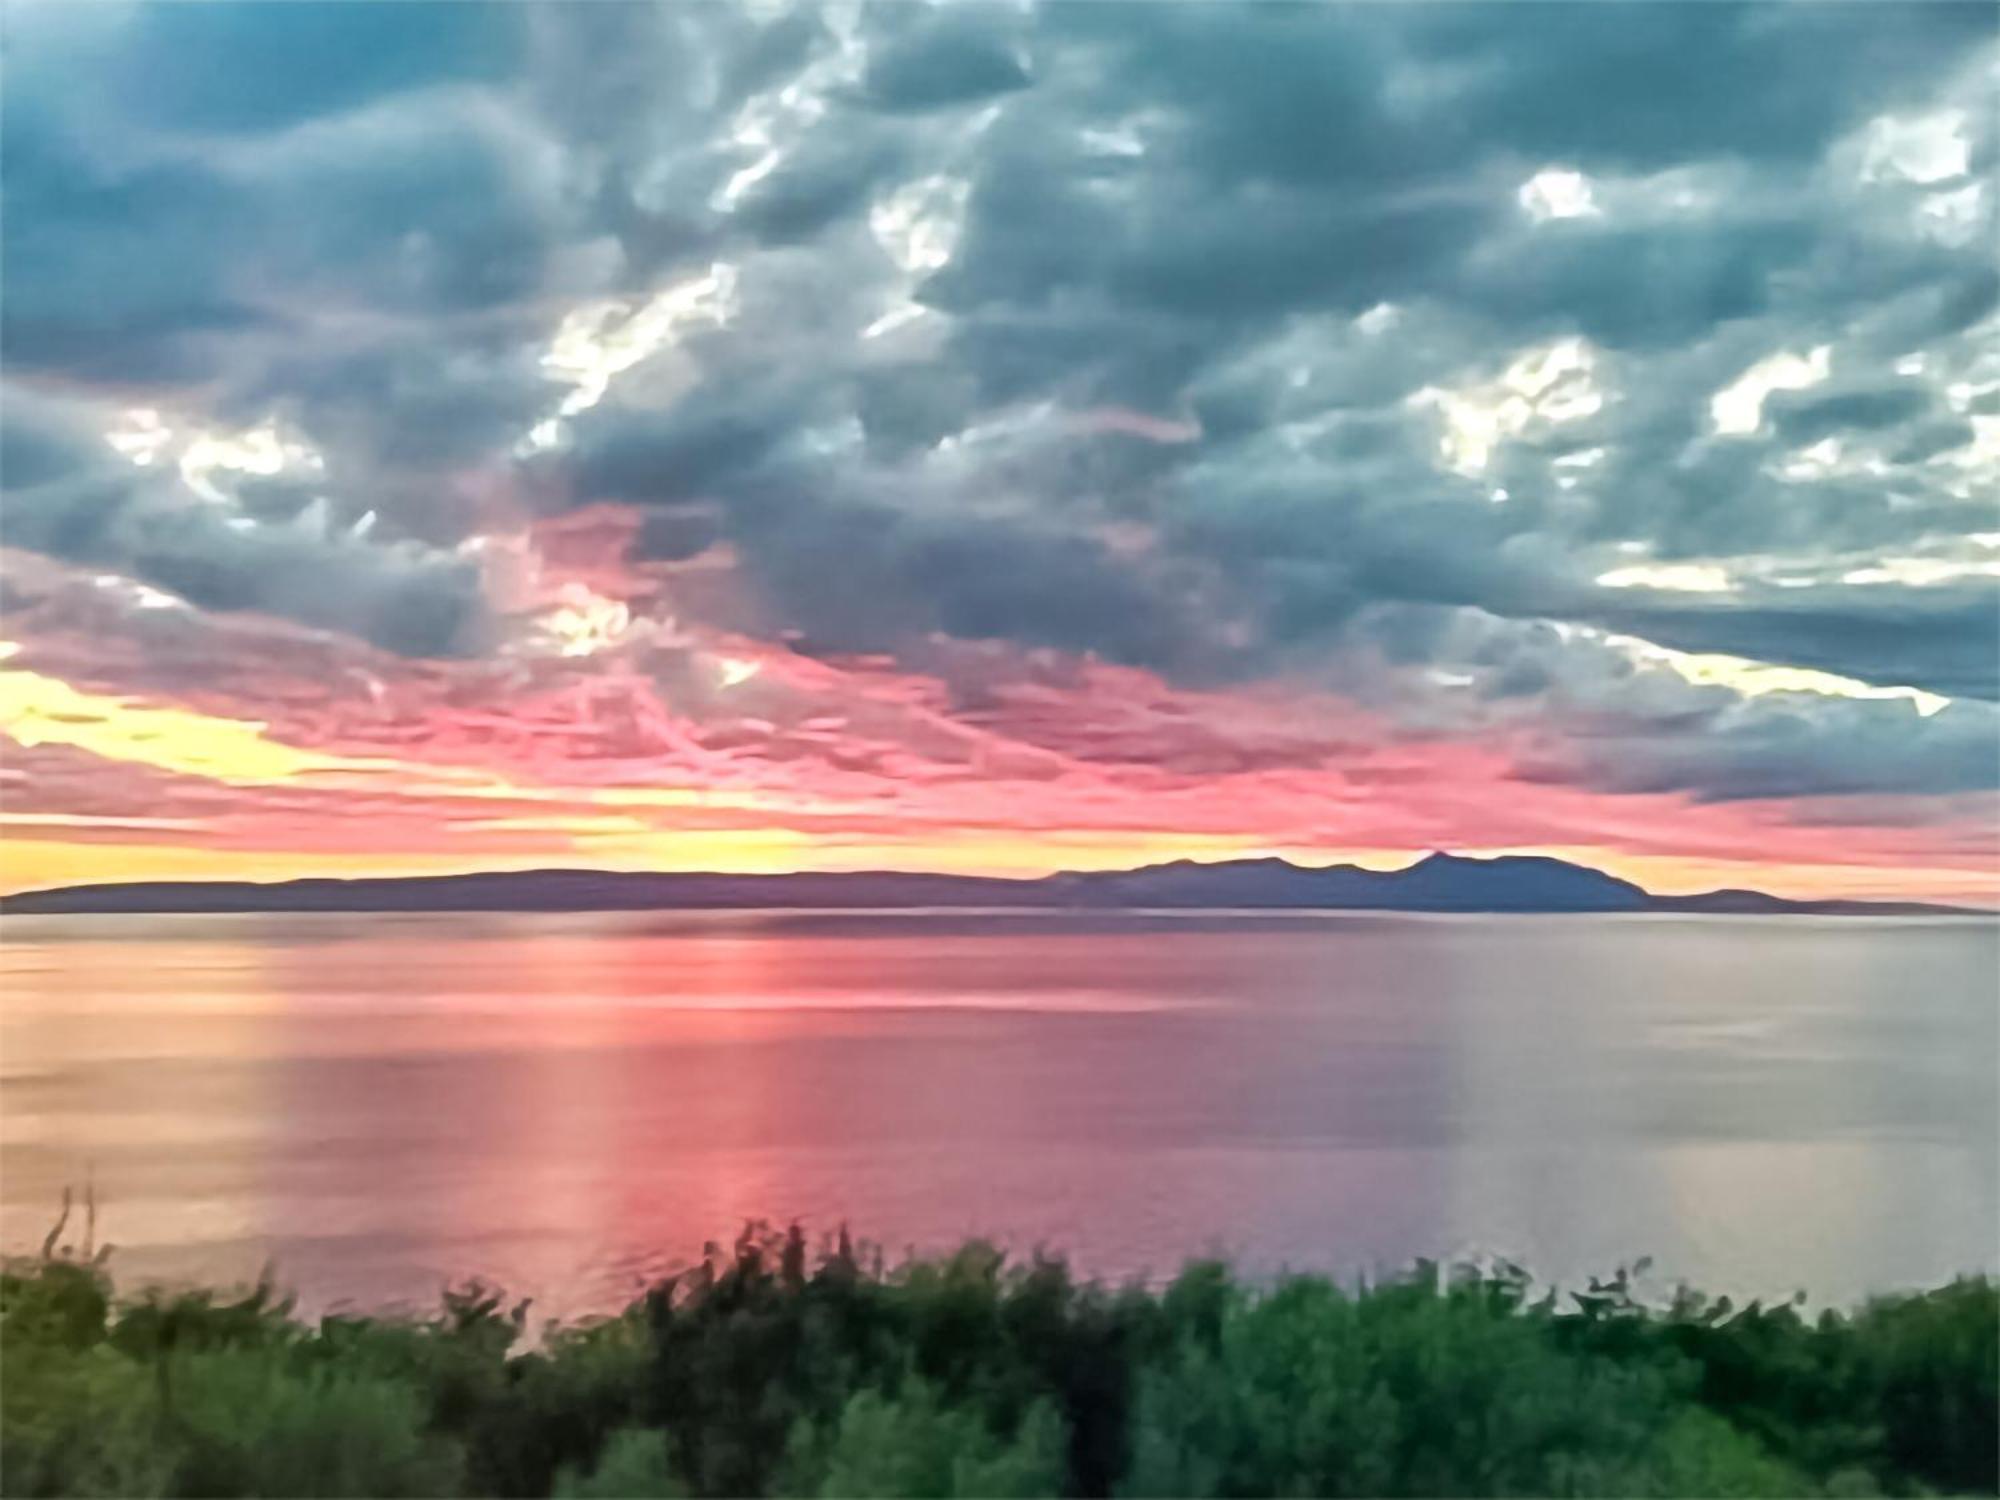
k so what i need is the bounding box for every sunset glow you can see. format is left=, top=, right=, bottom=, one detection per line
left=3, top=2, right=1996, bottom=907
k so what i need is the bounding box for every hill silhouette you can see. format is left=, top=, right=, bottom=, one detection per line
left=2, top=852, right=1976, bottom=916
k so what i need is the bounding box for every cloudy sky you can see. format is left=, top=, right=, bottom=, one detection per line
left=2, top=0, right=1996, bottom=901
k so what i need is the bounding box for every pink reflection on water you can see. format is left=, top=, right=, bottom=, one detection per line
left=3, top=912, right=1994, bottom=1320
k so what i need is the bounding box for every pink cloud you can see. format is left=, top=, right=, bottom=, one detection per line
left=5, top=546, right=1996, bottom=902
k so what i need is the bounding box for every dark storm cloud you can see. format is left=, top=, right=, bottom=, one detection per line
left=3, top=1, right=1995, bottom=803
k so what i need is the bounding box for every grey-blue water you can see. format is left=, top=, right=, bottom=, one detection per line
left=3, top=911, right=1993, bottom=1318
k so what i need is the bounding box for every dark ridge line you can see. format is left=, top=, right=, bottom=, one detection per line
left=2, top=851, right=1982, bottom=917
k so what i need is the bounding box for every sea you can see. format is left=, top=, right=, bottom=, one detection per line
left=3, top=910, right=1993, bottom=1320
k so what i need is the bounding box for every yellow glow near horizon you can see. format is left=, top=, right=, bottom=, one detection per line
left=0, top=832, right=1412, bottom=897
left=565, top=829, right=1419, bottom=881
left=0, top=646, right=725, bottom=816
left=1469, top=845, right=1996, bottom=905
left=0, top=656, right=811, bottom=816
left=3, top=658, right=1989, bottom=907
left=0, top=839, right=544, bottom=895
left=0, top=660, right=380, bottom=784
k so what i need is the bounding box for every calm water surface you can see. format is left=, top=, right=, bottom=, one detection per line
left=3, top=912, right=1993, bottom=1318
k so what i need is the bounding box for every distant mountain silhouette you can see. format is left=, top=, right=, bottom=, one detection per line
left=2, top=852, right=1979, bottom=916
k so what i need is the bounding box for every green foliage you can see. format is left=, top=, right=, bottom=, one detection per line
left=553, top=1428, right=686, bottom=1499
left=782, top=1380, right=1067, bottom=1498
left=3, top=1260, right=112, bottom=1352
left=162, top=1349, right=459, bottom=1498
left=1554, top=1271, right=2000, bottom=1494
left=2, top=1237, right=1993, bottom=1499
left=1848, top=1277, right=1998, bottom=1494
left=1116, top=1268, right=1792, bottom=1498
left=0, top=1337, right=172, bottom=1497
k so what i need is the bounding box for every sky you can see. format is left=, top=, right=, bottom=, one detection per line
left=2, top=0, right=1997, bottom=903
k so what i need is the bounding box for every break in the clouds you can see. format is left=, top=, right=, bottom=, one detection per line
left=2, top=1, right=1996, bottom=900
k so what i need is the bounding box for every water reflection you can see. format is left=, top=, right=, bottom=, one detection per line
left=2, top=912, right=1993, bottom=1318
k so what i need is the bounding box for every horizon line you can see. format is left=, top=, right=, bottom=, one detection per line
left=6, top=849, right=1991, bottom=915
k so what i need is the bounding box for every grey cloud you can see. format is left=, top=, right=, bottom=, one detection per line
left=6, top=0, right=1997, bottom=808
left=2, top=90, right=577, bottom=389
left=1046, top=4, right=1444, bottom=190
left=1, top=385, right=487, bottom=657
left=1336, top=602, right=1998, bottom=802
left=239, top=331, right=551, bottom=480
left=562, top=377, right=841, bottom=509
left=246, top=92, right=579, bottom=317
left=732, top=491, right=1215, bottom=673
left=1, top=387, right=116, bottom=493
left=6, top=473, right=487, bottom=659
left=857, top=7, right=1033, bottom=114
left=0, top=122, right=256, bottom=383
left=1518, top=695, right=2000, bottom=803
left=1767, top=383, right=1936, bottom=443
left=1395, top=2, right=1992, bottom=169
left=729, top=129, right=910, bottom=246
left=1889, top=418, right=1977, bottom=465
left=121, top=508, right=486, bottom=659
left=1458, top=215, right=1816, bottom=350
left=1582, top=590, right=2000, bottom=705
left=118, top=2, right=524, bottom=137
left=854, top=366, right=982, bottom=461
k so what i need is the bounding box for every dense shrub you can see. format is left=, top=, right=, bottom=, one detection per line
left=158, top=1349, right=458, bottom=1498
left=1119, top=1270, right=1812, bottom=1497
left=781, top=1381, right=1067, bottom=1498
left=2, top=1231, right=1993, bottom=1498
